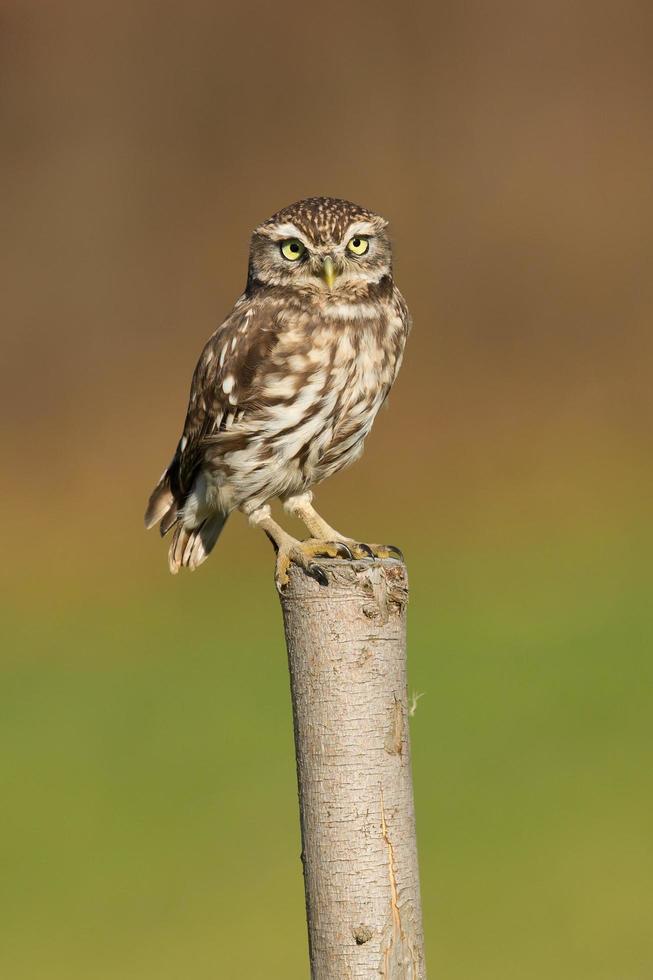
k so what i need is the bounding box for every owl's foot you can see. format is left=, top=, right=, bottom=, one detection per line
left=282, top=494, right=403, bottom=565
left=246, top=503, right=402, bottom=591
left=246, top=505, right=352, bottom=589
left=275, top=538, right=353, bottom=589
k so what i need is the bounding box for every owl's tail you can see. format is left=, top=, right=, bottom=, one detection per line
left=166, top=512, right=228, bottom=574
left=144, top=471, right=228, bottom=573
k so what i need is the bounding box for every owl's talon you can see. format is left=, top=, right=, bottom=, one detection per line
left=332, top=541, right=354, bottom=560
left=384, top=544, right=404, bottom=561
left=354, top=543, right=375, bottom=558
left=307, top=563, right=329, bottom=586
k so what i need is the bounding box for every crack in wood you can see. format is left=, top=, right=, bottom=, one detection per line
left=380, top=788, right=420, bottom=978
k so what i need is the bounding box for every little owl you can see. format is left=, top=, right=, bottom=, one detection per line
left=145, top=197, right=411, bottom=588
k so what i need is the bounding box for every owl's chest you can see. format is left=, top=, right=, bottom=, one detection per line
left=328, top=311, right=403, bottom=408
left=270, top=308, right=397, bottom=402
left=263, top=301, right=403, bottom=429
left=308, top=314, right=402, bottom=457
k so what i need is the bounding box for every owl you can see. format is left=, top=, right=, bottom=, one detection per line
left=145, top=197, right=411, bottom=588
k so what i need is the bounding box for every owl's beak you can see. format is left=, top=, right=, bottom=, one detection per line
left=321, top=255, right=336, bottom=289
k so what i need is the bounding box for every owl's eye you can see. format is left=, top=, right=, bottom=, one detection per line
left=347, top=236, right=369, bottom=256
left=280, top=239, right=305, bottom=261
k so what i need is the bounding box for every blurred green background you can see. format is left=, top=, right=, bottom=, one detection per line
left=1, top=1, right=651, bottom=977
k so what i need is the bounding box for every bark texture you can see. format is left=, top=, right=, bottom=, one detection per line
left=279, top=558, right=426, bottom=979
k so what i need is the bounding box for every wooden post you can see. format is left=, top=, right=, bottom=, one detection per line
left=279, top=558, right=426, bottom=979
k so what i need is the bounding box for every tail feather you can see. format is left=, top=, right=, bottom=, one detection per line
left=144, top=471, right=174, bottom=530
left=159, top=505, right=180, bottom=537
left=168, top=513, right=228, bottom=574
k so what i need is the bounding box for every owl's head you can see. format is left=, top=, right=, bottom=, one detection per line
left=248, top=197, right=392, bottom=296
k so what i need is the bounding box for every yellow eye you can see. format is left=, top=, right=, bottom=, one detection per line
left=280, top=239, right=305, bottom=261
left=347, top=236, right=369, bottom=256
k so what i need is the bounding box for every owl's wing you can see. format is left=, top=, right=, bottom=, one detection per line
left=144, top=300, right=276, bottom=531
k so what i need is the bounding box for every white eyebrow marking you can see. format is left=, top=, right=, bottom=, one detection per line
left=257, top=221, right=311, bottom=246
left=343, top=220, right=378, bottom=240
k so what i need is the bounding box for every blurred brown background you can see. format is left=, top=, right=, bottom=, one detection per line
left=1, top=2, right=651, bottom=978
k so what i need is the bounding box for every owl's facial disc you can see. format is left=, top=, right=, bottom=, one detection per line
left=249, top=207, right=391, bottom=294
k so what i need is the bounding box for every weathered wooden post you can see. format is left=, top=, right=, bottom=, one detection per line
left=279, top=557, right=426, bottom=979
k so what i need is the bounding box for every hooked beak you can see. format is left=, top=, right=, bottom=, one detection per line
left=322, top=255, right=336, bottom=289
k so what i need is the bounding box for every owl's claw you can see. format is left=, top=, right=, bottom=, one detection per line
left=307, top=563, right=329, bottom=586
left=332, top=541, right=355, bottom=560
left=351, top=542, right=375, bottom=559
